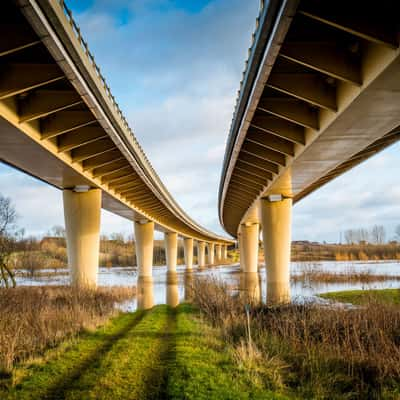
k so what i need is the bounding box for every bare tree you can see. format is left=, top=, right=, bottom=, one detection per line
left=49, top=225, right=66, bottom=238
left=371, top=225, right=386, bottom=244
left=0, top=195, right=18, bottom=287
left=344, top=229, right=356, bottom=244
left=395, top=224, right=400, bottom=241
left=358, top=228, right=369, bottom=243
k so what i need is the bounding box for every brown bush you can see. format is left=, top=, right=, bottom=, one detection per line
left=0, top=285, right=135, bottom=375
left=192, top=278, right=400, bottom=399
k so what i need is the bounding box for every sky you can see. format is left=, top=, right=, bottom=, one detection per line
left=0, top=0, right=399, bottom=242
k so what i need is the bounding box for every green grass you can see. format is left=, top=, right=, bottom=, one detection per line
left=166, top=304, right=286, bottom=399
left=0, top=304, right=287, bottom=400
left=319, top=288, right=400, bottom=305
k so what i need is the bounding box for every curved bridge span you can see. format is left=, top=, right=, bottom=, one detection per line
left=0, top=0, right=233, bottom=287
left=220, top=0, right=400, bottom=302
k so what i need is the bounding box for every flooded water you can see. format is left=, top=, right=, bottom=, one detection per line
left=15, top=260, right=400, bottom=310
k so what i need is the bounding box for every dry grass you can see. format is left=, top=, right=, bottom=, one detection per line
left=291, top=264, right=400, bottom=283
left=0, top=285, right=135, bottom=375
left=192, top=277, right=400, bottom=399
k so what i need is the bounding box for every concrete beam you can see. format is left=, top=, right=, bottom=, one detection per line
left=81, top=151, right=124, bottom=171
left=268, top=72, right=337, bottom=111
left=251, top=113, right=306, bottom=144
left=41, top=110, right=96, bottom=140
left=247, top=128, right=295, bottom=156
left=257, top=96, right=319, bottom=130
left=0, top=24, right=41, bottom=57
left=19, top=90, right=82, bottom=123
left=0, top=64, right=64, bottom=100
left=71, top=138, right=115, bottom=163
left=242, top=140, right=286, bottom=166
left=280, top=42, right=362, bottom=85
left=63, top=188, right=101, bottom=288
left=58, top=126, right=107, bottom=153
left=239, top=152, right=279, bottom=174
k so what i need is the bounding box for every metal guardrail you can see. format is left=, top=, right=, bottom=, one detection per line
left=231, top=0, right=264, bottom=124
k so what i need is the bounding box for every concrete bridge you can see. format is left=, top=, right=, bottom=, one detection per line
left=219, top=0, right=400, bottom=303
left=0, top=0, right=233, bottom=288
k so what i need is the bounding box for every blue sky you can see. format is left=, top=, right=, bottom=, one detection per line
left=0, top=0, right=399, bottom=241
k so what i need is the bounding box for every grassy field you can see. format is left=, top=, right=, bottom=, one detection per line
left=0, top=304, right=285, bottom=400
left=319, top=288, right=400, bottom=305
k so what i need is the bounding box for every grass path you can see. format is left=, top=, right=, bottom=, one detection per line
left=0, top=304, right=285, bottom=400
left=319, top=288, right=400, bottom=304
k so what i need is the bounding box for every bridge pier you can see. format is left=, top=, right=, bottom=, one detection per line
left=215, top=244, right=222, bottom=264
left=197, top=241, right=206, bottom=269
left=207, top=242, right=215, bottom=266
left=239, top=222, right=259, bottom=274
left=134, top=220, right=154, bottom=278
left=166, top=271, right=179, bottom=307
left=63, top=188, right=101, bottom=288
left=261, top=197, right=292, bottom=304
left=240, top=272, right=261, bottom=303
left=137, top=275, right=154, bottom=310
left=164, top=232, right=178, bottom=273
left=183, top=237, right=193, bottom=270
left=222, top=244, right=228, bottom=260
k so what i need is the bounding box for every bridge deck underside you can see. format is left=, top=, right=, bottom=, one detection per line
left=221, top=0, right=400, bottom=236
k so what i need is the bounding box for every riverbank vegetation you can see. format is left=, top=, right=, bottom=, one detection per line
left=0, top=286, right=135, bottom=376
left=320, top=288, right=400, bottom=305
left=192, top=278, right=400, bottom=399
left=291, top=240, right=400, bottom=261
left=0, top=304, right=284, bottom=400
left=291, top=263, right=400, bottom=283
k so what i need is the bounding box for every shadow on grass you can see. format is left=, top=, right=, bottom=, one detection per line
left=139, top=307, right=178, bottom=400
left=42, top=310, right=147, bottom=400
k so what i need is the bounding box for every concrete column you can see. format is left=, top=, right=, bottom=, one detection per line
left=197, top=241, right=206, bottom=268
left=215, top=244, right=222, bottom=264
left=137, top=275, right=154, bottom=310
left=207, top=242, right=215, bottom=265
left=134, top=220, right=154, bottom=278
left=222, top=244, right=228, bottom=260
left=238, top=230, right=244, bottom=270
left=240, top=222, right=259, bottom=273
left=240, top=272, right=261, bottom=303
left=261, top=197, right=292, bottom=304
left=183, top=237, right=193, bottom=270
left=166, top=271, right=179, bottom=307
left=164, top=232, right=178, bottom=272
left=63, top=188, right=101, bottom=288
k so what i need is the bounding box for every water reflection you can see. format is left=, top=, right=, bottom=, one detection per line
left=239, top=272, right=261, bottom=303
left=184, top=271, right=194, bottom=301
left=137, top=276, right=154, bottom=310
left=14, top=261, right=400, bottom=310
left=166, top=272, right=179, bottom=307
